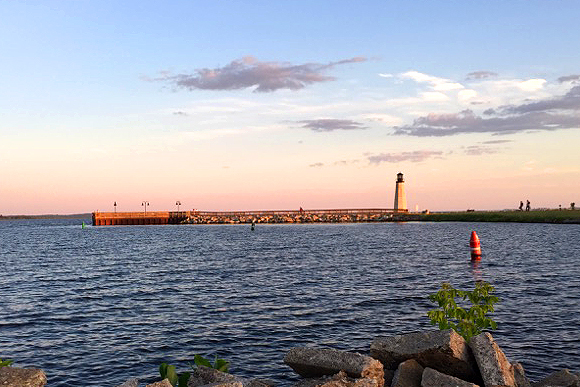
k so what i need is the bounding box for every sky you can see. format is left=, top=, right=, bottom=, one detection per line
left=1, top=0, right=579, bottom=214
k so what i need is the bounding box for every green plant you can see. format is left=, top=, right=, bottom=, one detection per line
left=191, top=354, right=229, bottom=373
left=0, top=359, right=14, bottom=368
left=159, top=362, right=190, bottom=387
left=427, top=281, right=499, bottom=342
left=158, top=354, right=228, bottom=387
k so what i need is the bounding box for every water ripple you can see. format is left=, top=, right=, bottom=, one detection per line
left=0, top=220, right=579, bottom=385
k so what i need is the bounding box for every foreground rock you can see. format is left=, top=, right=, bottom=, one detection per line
left=421, top=367, right=479, bottom=387
left=295, top=370, right=382, bottom=387
left=391, top=359, right=424, bottom=387
left=11, top=329, right=579, bottom=386
left=370, top=329, right=479, bottom=383
left=116, top=366, right=272, bottom=387
left=284, top=347, right=384, bottom=386
left=187, top=365, right=274, bottom=387
left=146, top=379, right=173, bottom=387
left=117, top=378, right=139, bottom=387
left=469, top=332, right=515, bottom=387
left=0, top=367, right=47, bottom=387
left=512, top=362, right=531, bottom=387
left=531, top=369, right=580, bottom=387
left=188, top=365, right=240, bottom=387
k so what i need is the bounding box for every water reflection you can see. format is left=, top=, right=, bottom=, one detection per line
left=470, top=259, right=484, bottom=282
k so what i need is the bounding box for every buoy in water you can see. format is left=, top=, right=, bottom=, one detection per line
left=470, top=231, right=481, bottom=260
left=82, top=222, right=86, bottom=229
left=251, top=221, right=255, bottom=231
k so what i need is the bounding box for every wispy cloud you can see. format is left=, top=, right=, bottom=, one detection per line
left=298, top=119, right=368, bottom=132
left=496, top=85, right=580, bottom=114
left=481, top=139, right=513, bottom=144
left=148, top=56, right=367, bottom=93
left=466, top=71, right=498, bottom=80
left=393, top=85, right=580, bottom=137
left=558, top=74, right=580, bottom=83
left=309, top=162, right=324, bottom=168
left=367, top=150, right=444, bottom=164
left=400, top=70, right=464, bottom=91
left=463, top=145, right=500, bottom=156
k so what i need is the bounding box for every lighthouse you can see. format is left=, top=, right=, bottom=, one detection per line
left=394, top=172, right=407, bottom=212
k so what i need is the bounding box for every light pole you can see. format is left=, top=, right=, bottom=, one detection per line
left=142, top=201, right=149, bottom=213
left=114, top=201, right=117, bottom=213
left=176, top=200, right=181, bottom=212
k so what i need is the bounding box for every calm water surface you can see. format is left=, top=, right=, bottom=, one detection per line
left=1, top=220, right=579, bottom=385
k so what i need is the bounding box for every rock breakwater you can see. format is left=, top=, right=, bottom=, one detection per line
left=8, top=329, right=578, bottom=386
left=185, top=210, right=400, bottom=224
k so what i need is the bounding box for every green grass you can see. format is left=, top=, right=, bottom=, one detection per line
left=411, top=210, right=580, bottom=224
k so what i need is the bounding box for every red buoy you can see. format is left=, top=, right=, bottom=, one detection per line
left=470, top=231, right=482, bottom=260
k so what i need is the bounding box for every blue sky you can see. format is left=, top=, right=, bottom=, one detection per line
left=1, top=1, right=579, bottom=214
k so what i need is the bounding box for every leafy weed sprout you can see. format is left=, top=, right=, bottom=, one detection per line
left=427, top=281, right=499, bottom=342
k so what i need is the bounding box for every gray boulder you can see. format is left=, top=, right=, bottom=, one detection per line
left=146, top=379, right=173, bottom=387
left=383, top=369, right=395, bottom=387
left=421, top=367, right=480, bottom=387
left=469, top=332, right=515, bottom=387
left=512, top=362, right=531, bottom=387
left=293, top=375, right=337, bottom=387
left=391, top=359, right=424, bottom=387
left=284, top=347, right=384, bottom=384
left=531, top=369, right=580, bottom=387
left=305, top=370, right=381, bottom=387
left=244, top=379, right=276, bottom=387
left=370, top=330, right=479, bottom=382
left=0, top=367, right=47, bottom=387
left=188, top=366, right=241, bottom=387
left=116, top=378, right=139, bottom=387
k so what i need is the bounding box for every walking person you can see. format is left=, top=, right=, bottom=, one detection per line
left=525, top=200, right=531, bottom=211
left=519, top=201, right=524, bottom=211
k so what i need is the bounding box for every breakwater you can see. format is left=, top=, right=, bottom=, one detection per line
left=7, top=330, right=578, bottom=386
left=92, top=209, right=407, bottom=226
left=91, top=209, right=580, bottom=226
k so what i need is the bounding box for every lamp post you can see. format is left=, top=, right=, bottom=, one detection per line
left=114, top=201, right=117, bottom=213
left=142, top=201, right=149, bottom=213
left=176, top=200, right=181, bottom=212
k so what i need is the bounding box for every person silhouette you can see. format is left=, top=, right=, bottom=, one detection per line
left=519, top=201, right=524, bottom=211
left=525, top=200, right=531, bottom=211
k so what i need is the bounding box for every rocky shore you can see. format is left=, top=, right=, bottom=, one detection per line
left=4, top=329, right=578, bottom=387
left=185, top=211, right=402, bottom=224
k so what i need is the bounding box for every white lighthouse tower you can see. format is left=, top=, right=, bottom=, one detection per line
left=394, top=172, right=407, bottom=212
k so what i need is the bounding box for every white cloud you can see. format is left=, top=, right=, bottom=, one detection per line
left=400, top=70, right=464, bottom=91
left=421, top=92, right=450, bottom=102
left=458, top=89, right=478, bottom=102
left=379, top=73, right=394, bottom=78
left=433, top=82, right=465, bottom=91
left=517, top=79, right=547, bottom=92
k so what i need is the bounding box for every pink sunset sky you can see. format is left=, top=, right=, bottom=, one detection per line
left=1, top=1, right=579, bottom=215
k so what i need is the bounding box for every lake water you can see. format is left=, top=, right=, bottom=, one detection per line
left=1, top=219, right=579, bottom=386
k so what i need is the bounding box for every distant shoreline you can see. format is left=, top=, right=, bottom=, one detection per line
left=2, top=210, right=579, bottom=224
left=406, top=210, right=580, bottom=224
left=0, top=213, right=91, bottom=220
